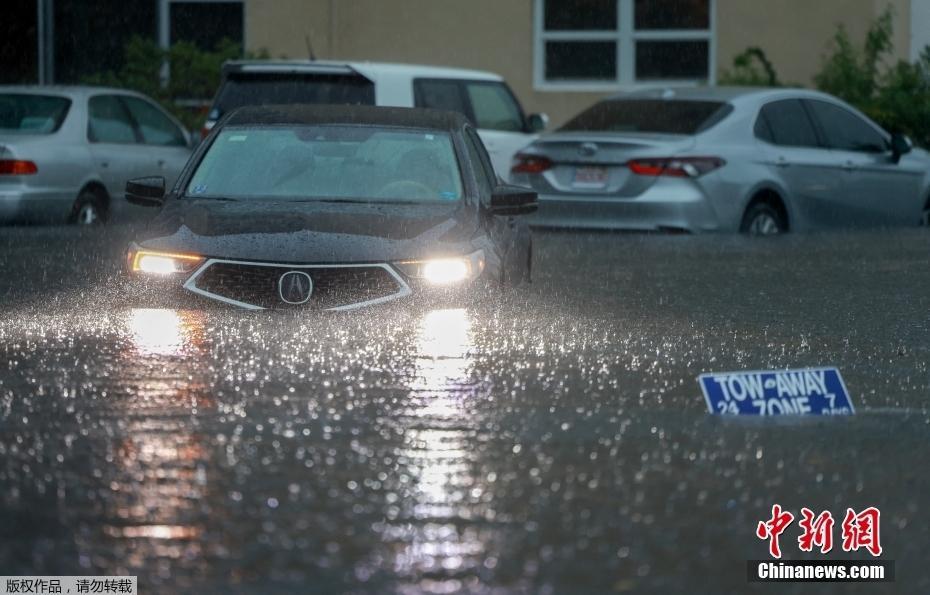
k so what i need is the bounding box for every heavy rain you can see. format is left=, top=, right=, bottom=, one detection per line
left=3, top=1, right=930, bottom=593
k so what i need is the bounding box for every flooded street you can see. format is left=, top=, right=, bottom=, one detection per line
left=1, top=225, right=929, bottom=594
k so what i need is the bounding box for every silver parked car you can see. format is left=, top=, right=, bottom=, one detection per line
left=511, top=87, right=930, bottom=234
left=0, top=86, right=193, bottom=224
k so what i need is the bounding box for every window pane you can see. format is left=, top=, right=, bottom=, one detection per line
left=467, top=128, right=498, bottom=185
left=465, top=83, right=524, bottom=132
left=88, top=96, right=137, bottom=144
left=53, top=0, right=156, bottom=84
left=0, top=0, right=37, bottom=84
left=560, top=99, right=730, bottom=134
left=122, top=97, right=186, bottom=147
left=464, top=131, right=493, bottom=194
left=170, top=1, right=243, bottom=51
left=414, top=80, right=468, bottom=114
left=187, top=127, right=463, bottom=202
left=806, top=100, right=887, bottom=153
left=545, top=41, right=617, bottom=81
left=754, top=113, right=774, bottom=143
left=544, top=0, right=617, bottom=30
left=0, top=94, right=71, bottom=134
left=634, top=0, right=710, bottom=30
left=635, top=40, right=708, bottom=80
left=758, top=100, right=819, bottom=148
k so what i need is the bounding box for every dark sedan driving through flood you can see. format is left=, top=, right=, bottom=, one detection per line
left=123, top=105, right=537, bottom=310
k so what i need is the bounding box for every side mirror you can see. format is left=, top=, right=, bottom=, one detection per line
left=526, top=113, right=549, bottom=134
left=490, top=184, right=538, bottom=215
left=891, top=133, right=913, bottom=163
left=125, top=176, right=166, bottom=207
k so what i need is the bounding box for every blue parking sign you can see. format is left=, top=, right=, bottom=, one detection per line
left=699, top=367, right=855, bottom=416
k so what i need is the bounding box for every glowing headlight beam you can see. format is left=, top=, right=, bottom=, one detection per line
left=130, top=250, right=204, bottom=275
left=395, top=250, right=485, bottom=286
left=422, top=259, right=470, bottom=285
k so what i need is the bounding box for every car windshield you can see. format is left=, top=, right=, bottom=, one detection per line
left=0, top=94, right=70, bottom=134
left=187, top=125, right=463, bottom=202
left=559, top=99, right=730, bottom=134
left=212, top=73, right=375, bottom=119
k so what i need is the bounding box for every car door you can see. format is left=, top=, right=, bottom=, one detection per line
left=120, top=95, right=191, bottom=188
left=804, top=98, right=922, bottom=227
left=755, top=99, right=843, bottom=229
left=414, top=78, right=535, bottom=179
left=86, top=94, right=155, bottom=220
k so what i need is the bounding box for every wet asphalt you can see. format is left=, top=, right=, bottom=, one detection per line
left=0, top=223, right=929, bottom=594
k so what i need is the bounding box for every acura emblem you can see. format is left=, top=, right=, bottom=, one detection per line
left=278, top=271, right=313, bottom=304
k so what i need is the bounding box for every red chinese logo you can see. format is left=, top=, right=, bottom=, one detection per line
left=756, top=504, right=794, bottom=559
left=841, top=507, right=882, bottom=557
left=757, top=505, right=882, bottom=558
left=798, top=508, right=834, bottom=554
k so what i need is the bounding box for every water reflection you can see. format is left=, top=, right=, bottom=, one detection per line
left=79, top=308, right=214, bottom=584
left=413, top=308, right=473, bottom=391
left=127, top=308, right=205, bottom=357
left=392, top=308, right=490, bottom=590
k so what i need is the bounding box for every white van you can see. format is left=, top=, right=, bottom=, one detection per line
left=203, top=60, right=547, bottom=177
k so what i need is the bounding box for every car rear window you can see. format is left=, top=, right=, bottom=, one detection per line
left=559, top=99, right=732, bottom=135
left=0, top=94, right=71, bottom=134
left=211, top=73, right=375, bottom=119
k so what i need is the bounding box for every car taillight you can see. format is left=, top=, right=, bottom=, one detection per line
left=511, top=153, right=553, bottom=175
left=0, top=160, right=38, bottom=175
left=627, top=157, right=725, bottom=178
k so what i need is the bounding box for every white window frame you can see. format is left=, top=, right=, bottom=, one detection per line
left=533, top=0, right=716, bottom=92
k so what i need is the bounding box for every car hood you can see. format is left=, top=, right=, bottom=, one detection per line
left=137, top=198, right=480, bottom=263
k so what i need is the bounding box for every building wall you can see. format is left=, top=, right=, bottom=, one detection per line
left=246, top=0, right=912, bottom=127
left=717, top=0, right=910, bottom=86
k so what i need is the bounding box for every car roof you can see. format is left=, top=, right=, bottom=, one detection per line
left=224, top=104, right=469, bottom=131
left=605, top=86, right=840, bottom=104
left=223, top=59, right=502, bottom=82
left=0, top=85, right=153, bottom=99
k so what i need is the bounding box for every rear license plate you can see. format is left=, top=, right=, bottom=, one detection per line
left=572, top=166, right=608, bottom=188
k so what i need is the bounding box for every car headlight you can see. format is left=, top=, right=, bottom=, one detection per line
left=129, top=249, right=204, bottom=275
left=395, top=250, right=485, bottom=285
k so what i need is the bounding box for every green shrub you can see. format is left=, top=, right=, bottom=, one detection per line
left=83, top=36, right=267, bottom=131
left=719, top=47, right=782, bottom=87
left=723, top=7, right=930, bottom=147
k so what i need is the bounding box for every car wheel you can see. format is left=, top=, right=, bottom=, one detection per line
left=740, top=202, right=786, bottom=236
left=70, top=190, right=107, bottom=225
left=920, top=202, right=930, bottom=226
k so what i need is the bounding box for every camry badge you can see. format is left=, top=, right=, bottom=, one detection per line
left=578, top=142, right=599, bottom=157
left=278, top=271, right=313, bottom=305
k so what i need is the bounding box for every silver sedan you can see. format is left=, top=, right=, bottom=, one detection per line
left=510, top=87, right=930, bottom=234
left=0, top=86, right=193, bottom=224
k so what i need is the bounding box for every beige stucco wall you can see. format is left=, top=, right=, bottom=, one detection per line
left=246, top=0, right=914, bottom=127
left=716, top=0, right=910, bottom=86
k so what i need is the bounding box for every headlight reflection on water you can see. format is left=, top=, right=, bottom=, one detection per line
left=414, top=308, right=473, bottom=392
left=391, top=307, right=488, bottom=584
left=127, top=309, right=204, bottom=357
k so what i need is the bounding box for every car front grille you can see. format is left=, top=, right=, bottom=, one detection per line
left=184, top=260, right=410, bottom=310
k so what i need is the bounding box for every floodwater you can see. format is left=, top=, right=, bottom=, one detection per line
left=1, top=225, right=928, bottom=594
